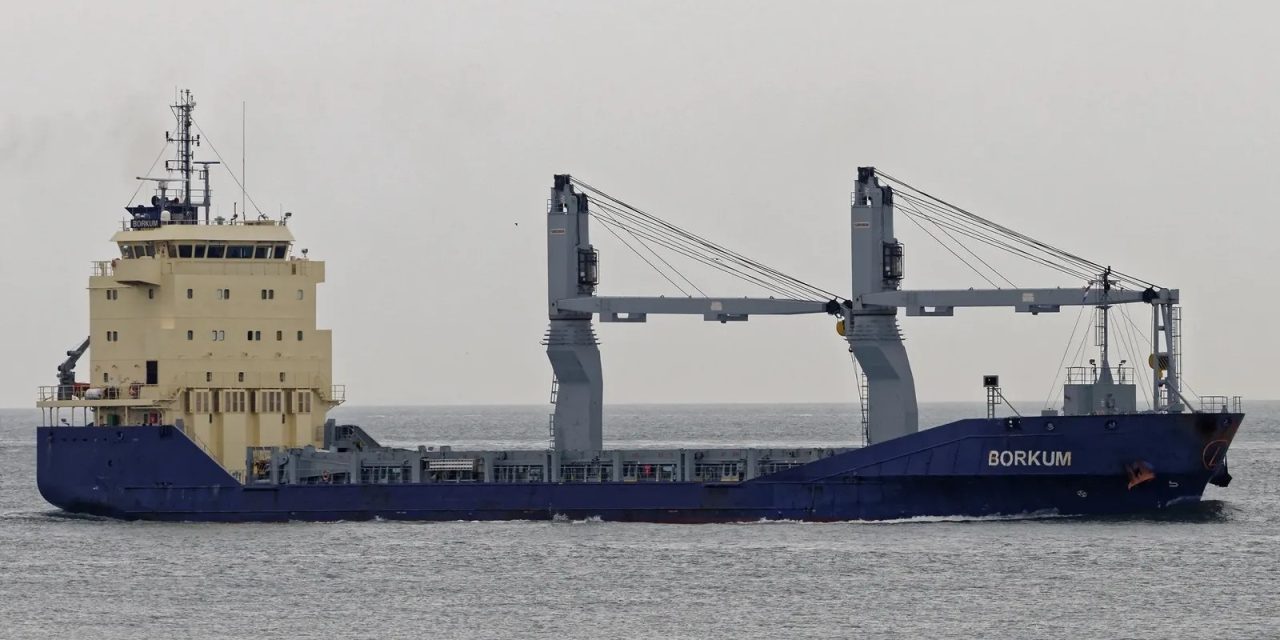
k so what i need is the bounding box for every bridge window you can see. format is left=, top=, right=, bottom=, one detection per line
left=227, top=245, right=254, bottom=259
left=120, top=245, right=134, bottom=259
left=177, top=244, right=193, bottom=258
left=254, top=245, right=271, bottom=259
left=273, top=244, right=289, bottom=259
left=193, top=244, right=207, bottom=258
left=206, top=244, right=225, bottom=259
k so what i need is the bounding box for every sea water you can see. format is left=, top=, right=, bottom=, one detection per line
left=2, top=403, right=1277, bottom=639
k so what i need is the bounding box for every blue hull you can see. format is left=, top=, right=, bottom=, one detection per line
left=36, top=413, right=1241, bottom=522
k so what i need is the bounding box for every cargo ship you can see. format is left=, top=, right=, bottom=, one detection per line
left=35, top=91, right=1241, bottom=521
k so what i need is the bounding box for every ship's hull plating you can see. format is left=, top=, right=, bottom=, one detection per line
left=36, top=413, right=1241, bottom=522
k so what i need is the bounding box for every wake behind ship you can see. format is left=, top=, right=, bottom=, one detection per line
left=36, top=91, right=1242, bottom=522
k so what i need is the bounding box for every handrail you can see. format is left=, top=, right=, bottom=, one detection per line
left=327, top=385, right=346, bottom=404
left=173, top=421, right=220, bottom=462
left=1065, top=366, right=1134, bottom=385
left=1199, top=395, right=1243, bottom=413
left=37, top=383, right=162, bottom=403
left=119, top=217, right=286, bottom=231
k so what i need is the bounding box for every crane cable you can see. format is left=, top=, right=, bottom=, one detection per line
left=876, top=170, right=1155, bottom=289
left=571, top=177, right=841, bottom=302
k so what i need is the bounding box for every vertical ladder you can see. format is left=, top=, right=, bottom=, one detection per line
left=850, top=353, right=870, bottom=446
left=858, top=371, right=870, bottom=446
left=1171, top=306, right=1182, bottom=387
left=1152, top=304, right=1183, bottom=411
left=547, top=376, right=559, bottom=447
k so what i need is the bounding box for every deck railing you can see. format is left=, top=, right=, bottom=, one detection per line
left=1065, top=366, right=1134, bottom=385
left=118, top=217, right=285, bottom=231
left=37, top=383, right=161, bottom=403
left=1199, top=395, right=1244, bottom=413
left=328, top=385, right=347, bottom=404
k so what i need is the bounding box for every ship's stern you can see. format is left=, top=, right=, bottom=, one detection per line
left=37, top=425, right=239, bottom=519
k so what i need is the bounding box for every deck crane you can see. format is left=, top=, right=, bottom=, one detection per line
left=544, top=169, right=1183, bottom=450
left=55, top=336, right=90, bottom=400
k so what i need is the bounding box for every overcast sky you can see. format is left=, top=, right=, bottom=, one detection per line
left=2, top=1, right=1277, bottom=410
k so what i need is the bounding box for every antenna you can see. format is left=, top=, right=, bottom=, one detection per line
left=242, top=101, right=246, bottom=221
left=166, top=90, right=196, bottom=210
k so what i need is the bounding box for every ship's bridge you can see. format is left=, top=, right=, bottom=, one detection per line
left=110, top=220, right=295, bottom=261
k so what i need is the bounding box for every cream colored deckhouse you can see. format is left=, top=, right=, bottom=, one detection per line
left=36, top=90, right=342, bottom=475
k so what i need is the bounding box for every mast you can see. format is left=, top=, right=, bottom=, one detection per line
left=1095, top=267, right=1113, bottom=385
left=166, top=90, right=197, bottom=212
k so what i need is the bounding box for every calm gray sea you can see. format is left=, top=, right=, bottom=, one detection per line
left=1, top=402, right=1277, bottom=639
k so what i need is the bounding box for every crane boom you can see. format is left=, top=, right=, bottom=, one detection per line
left=55, top=336, right=90, bottom=400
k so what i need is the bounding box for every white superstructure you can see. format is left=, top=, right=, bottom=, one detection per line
left=37, top=90, right=341, bottom=475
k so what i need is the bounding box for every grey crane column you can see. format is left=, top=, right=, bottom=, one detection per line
left=846, top=167, right=919, bottom=444
left=545, top=175, right=603, bottom=452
